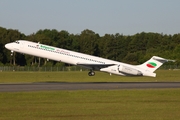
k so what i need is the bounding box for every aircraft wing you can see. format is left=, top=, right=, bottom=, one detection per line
left=77, top=63, right=115, bottom=70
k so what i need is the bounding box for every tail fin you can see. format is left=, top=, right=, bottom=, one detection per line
left=137, top=56, right=170, bottom=73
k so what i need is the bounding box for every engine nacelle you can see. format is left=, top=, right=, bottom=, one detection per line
left=100, top=65, right=142, bottom=76
left=118, top=65, right=142, bottom=76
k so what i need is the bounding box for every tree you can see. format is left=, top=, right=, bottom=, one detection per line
left=0, top=26, right=179, bottom=67
left=79, top=29, right=99, bottom=56
left=0, top=27, right=25, bottom=65
left=114, top=33, right=129, bottom=61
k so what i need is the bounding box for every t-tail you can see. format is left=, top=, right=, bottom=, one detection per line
left=137, top=56, right=174, bottom=77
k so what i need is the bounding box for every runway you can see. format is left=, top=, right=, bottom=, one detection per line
left=1, top=82, right=180, bottom=92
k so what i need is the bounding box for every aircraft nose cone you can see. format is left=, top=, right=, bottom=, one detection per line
left=5, top=44, right=11, bottom=50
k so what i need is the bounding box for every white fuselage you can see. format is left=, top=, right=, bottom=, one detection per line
left=7, top=40, right=119, bottom=64
left=5, top=40, right=159, bottom=77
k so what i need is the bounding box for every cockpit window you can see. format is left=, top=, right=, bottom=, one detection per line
left=15, top=41, right=19, bottom=44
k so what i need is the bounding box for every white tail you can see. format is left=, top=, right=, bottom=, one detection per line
left=137, top=56, right=170, bottom=73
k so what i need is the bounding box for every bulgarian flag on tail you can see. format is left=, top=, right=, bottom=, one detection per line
left=146, top=62, right=157, bottom=68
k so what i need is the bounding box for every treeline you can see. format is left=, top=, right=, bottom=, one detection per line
left=0, top=26, right=180, bottom=67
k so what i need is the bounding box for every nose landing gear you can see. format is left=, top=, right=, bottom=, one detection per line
left=11, top=51, right=14, bottom=56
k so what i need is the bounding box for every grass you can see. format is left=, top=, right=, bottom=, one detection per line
left=1, top=89, right=180, bottom=120
left=0, top=70, right=180, bottom=83
left=0, top=70, right=180, bottom=120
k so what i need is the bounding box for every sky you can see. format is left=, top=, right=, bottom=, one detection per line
left=0, top=0, right=180, bottom=36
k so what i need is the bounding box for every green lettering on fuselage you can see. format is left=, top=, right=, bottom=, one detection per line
left=40, top=45, right=55, bottom=51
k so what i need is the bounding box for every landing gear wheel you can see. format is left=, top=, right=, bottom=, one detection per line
left=88, top=71, right=95, bottom=76
left=11, top=51, right=14, bottom=56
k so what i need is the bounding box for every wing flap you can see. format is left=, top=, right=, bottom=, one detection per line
left=77, top=63, right=115, bottom=70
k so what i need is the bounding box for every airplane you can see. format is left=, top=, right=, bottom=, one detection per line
left=5, top=40, right=173, bottom=77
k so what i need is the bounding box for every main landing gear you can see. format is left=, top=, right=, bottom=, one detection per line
left=88, top=70, right=95, bottom=76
